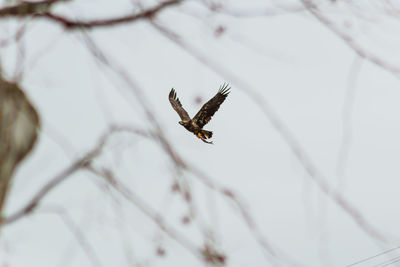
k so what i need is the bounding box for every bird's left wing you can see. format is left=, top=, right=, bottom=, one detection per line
left=193, top=83, right=230, bottom=128
left=169, top=88, right=191, bottom=121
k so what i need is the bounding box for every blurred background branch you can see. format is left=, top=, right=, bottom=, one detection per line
left=1, top=0, right=400, bottom=266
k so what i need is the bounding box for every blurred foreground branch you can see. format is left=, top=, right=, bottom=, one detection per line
left=0, top=73, right=40, bottom=220
left=0, top=0, right=66, bottom=17
left=39, top=0, right=182, bottom=29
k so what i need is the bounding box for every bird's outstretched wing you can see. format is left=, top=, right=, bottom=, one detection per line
left=193, top=83, right=230, bottom=128
left=169, top=88, right=191, bottom=121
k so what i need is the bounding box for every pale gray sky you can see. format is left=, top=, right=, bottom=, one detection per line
left=1, top=1, right=400, bottom=266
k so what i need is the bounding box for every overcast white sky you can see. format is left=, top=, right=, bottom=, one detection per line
left=1, top=0, right=400, bottom=266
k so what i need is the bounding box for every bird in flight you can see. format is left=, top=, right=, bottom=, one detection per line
left=169, top=83, right=230, bottom=144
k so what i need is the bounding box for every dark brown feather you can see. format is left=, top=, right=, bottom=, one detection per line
left=193, top=83, right=230, bottom=128
left=169, top=88, right=190, bottom=121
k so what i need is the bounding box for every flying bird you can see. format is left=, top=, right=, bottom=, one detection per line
left=169, top=83, right=230, bottom=144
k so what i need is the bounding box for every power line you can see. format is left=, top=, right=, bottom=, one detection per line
left=376, top=255, right=400, bottom=267
left=345, top=246, right=400, bottom=267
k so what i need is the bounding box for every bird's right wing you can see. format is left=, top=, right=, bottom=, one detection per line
left=169, top=88, right=191, bottom=121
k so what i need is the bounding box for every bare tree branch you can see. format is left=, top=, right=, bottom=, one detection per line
left=72, top=35, right=299, bottom=265
left=300, top=0, right=400, bottom=78
left=151, top=21, right=390, bottom=244
left=2, top=126, right=149, bottom=225
left=2, top=1, right=398, bottom=266
left=39, top=206, right=103, bottom=267
left=0, top=0, right=66, bottom=17
left=2, top=154, right=87, bottom=224
left=0, top=20, right=29, bottom=48
left=37, top=0, right=182, bottom=29
left=86, top=166, right=205, bottom=262
left=202, top=2, right=305, bottom=18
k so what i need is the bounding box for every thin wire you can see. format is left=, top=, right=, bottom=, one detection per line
left=376, top=255, right=400, bottom=267
left=345, top=246, right=400, bottom=267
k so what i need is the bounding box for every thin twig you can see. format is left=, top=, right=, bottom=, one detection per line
left=151, top=21, right=389, bottom=243
left=300, top=0, right=400, bottom=78
left=336, top=56, right=363, bottom=189
left=203, top=2, right=305, bottom=18
left=2, top=126, right=149, bottom=225
left=77, top=29, right=300, bottom=266
left=86, top=166, right=204, bottom=261
left=2, top=158, right=83, bottom=224
left=39, top=206, right=103, bottom=267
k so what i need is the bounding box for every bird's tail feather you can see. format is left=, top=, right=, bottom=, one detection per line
left=201, top=130, right=213, bottom=139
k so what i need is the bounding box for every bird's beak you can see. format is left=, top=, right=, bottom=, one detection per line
left=179, top=121, right=183, bottom=125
